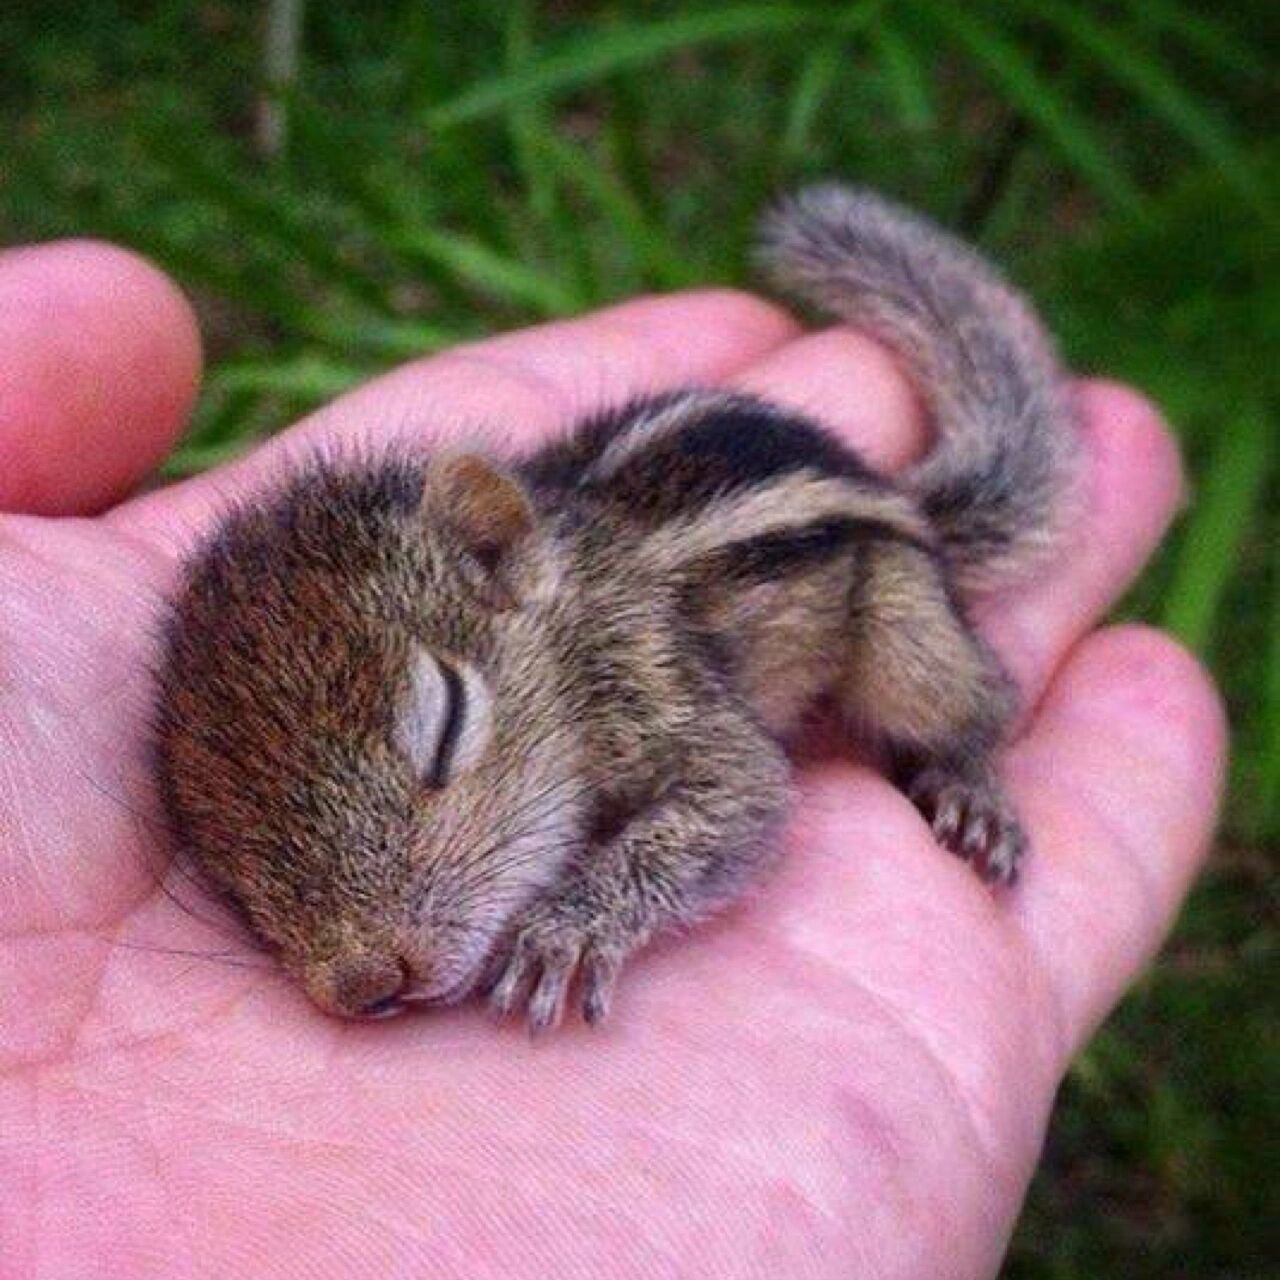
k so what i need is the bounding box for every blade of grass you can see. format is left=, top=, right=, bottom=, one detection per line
left=314, top=316, right=472, bottom=360
left=425, top=4, right=844, bottom=129
left=180, top=384, right=258, bottom=451
left=163, top=438, right=264, bottom=476
left=389, top=226, right=580, bottom=316
left=138, top=117, right=396, bottom=314
left=1122, top=0, right=1265, bottom=79
left=504, top=0, right=558, bottom=227
left=780, top=36, right=847, bottom=162
left=502, top=1, right=598, bottom=304
left=871, top=20, right=935, bottom=132
left=289, top=94, right=419, bottom=230
left=602, top=77, right=662, bottom=224
left=207, top=355, right=368, bottom=399
left=743, top=1, right=883, bottom=253
left=903, top=0, right=1144, bottom=216
left=1011, top=0, right=1276, bottom=223
left=1162, top=401, right=1274, bottom=652
left=421, top=129, right=527, bottom=249
left=286, top=96, right=490, bottom=309
left=529, top=129, right=697, bottom=291
left=1261, top=563, right=1280, bottom=835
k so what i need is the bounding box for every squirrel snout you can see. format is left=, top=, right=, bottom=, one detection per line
left=305, top=945, right=479, bottom=1020
left=321, top=954, right=415, bottom=1020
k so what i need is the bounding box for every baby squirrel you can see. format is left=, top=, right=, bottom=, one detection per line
left=154, top=186, right=1078, bottom=1030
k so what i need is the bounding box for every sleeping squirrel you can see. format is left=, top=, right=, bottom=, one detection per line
left=154, top=186, right=1079, bottom=1031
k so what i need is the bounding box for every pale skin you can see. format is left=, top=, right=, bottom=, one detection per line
left=0, top=241, right=1225, bottom=1279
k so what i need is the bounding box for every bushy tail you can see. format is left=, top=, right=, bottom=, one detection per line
left=757, top=184, right=1079, bottom=595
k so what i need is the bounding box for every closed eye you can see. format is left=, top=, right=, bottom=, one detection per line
left=396, top=648, right=493, bottom=786
left=428, top=661, right=465, bottom=787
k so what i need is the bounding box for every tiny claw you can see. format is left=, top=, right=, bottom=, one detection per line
left=488, top=947, right=533, bottom=1018
left=931, top=791, right=965, bottom=848
left=581, top=950, right=621, bottom=1026
left=910, top=767, right=1028, bottom=886
left=982, top=823, right=1026, bottom=886
left=526, top=957, right=574, bottom=1035
left=960, top=811, right=991, bottom=863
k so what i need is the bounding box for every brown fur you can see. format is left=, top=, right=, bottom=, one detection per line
left=154, top=186, right=1078, bottom=1029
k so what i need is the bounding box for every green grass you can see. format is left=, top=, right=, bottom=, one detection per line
left=3, top=1, right=1275, bottom=1272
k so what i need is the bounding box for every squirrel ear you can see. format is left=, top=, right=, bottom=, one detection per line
left=428, top=455, right=534, bottom=564
left=424, top=455, right=544, bottom=605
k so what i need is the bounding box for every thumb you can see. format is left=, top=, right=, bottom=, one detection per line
left=0, top=239, right=201, bottom=516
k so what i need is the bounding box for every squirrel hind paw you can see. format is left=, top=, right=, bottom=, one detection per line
left=907, top=766, right=1027, bottom=886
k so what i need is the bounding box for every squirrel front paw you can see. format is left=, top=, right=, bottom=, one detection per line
left=487, top=898, right=637, bottom=1033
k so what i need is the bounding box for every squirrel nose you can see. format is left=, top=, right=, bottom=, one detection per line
left=359, top=989, right=408, bottom=1019
left=330, top=956, right=413, bottom=1020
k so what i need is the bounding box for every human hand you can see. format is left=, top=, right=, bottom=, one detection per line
left=0, top=242, right=1224, bottom=1279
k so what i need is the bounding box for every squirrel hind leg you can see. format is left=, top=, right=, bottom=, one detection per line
left=841, top=538, right=1026, bottom=883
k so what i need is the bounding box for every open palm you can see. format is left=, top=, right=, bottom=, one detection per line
left=1, top=243, right=1223, bottom=1279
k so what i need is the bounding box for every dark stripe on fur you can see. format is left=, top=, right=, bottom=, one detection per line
left=709, top=516, right=925, bottom=583
left=523, top=392, right=878, bottom=526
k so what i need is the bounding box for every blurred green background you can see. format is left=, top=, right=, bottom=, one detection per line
left=2, top=1, right=1275, bottom=1272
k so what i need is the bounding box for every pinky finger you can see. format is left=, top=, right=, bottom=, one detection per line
left=1005, top=625, right=1227, bottom=1066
